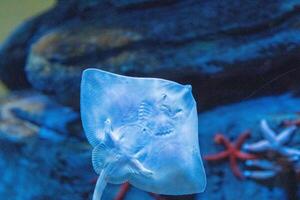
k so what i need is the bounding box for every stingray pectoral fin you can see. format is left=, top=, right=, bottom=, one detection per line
left=93, top=169, right=108, bottom=200
left=129, top=158, right=153, bottom=178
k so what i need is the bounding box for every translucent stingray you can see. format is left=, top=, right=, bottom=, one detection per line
left=80, top=68, right=206, bottom=200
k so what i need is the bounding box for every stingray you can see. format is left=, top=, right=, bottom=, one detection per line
left=80, top=68, right=206, bottom=200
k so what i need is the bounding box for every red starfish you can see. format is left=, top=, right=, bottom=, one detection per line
left=115, top=182, right=130, bottom=200
left=204, top=131, right=258, bottom=179
left=114, top=182, right=165, bottom=200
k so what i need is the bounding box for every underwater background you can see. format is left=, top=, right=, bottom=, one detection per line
left=0, top=0, right=300, bottom=200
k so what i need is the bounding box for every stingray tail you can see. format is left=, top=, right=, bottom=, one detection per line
left=93, top=169, right=108, bottom=200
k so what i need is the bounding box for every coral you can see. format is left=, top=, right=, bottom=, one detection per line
left=243, top=120, right=300, bottom=159
left=204, top=131, right=257, bottom=179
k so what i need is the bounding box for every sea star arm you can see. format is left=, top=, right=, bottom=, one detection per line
left=214, top=134, right=232, bottom=149
left=288, top=155, right=300, bottom=162
left=245, top=121, right=298, bottom=154
left=204, top=151, right=230, bottom=161
left=115, top=183, right=163, bottom=200
left=229, top=155, right=243, bottom=179
left=260, top=120, right=278, bottom=144
left=276, top=126, right=297, bottom=145
left=245, top=159, right=276, bottom=170
left=206, top=132, right=257, bottom=179
left=235, top=131, right=251, bottom=149
left=115, top=182, right=131, bottom=200
left=235, top=152, right=257, bottom=160
left=243, top=159, right=281, bottom=180
left=243, top=170, right=277, bottom=180
left=279, top=147, right=300, bottom=157
left=243, top=140, right=270, bottom=152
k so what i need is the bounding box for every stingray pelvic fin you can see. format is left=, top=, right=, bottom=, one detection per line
left=129, top=158, right=153, bottom=178
left=92, top=143, right=109, bottom=174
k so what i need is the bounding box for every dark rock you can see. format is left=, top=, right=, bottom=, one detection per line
left=0, top=91, right=95, bottom=199
left=25, top=26, right=144, bottom=108
left=0, top=136, right=94, bottom=200
left=197, top=93, right=300, bottom=200
left=0, top=0, right=299, bottom=109
left=26, top=25, right=300, bottom=109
